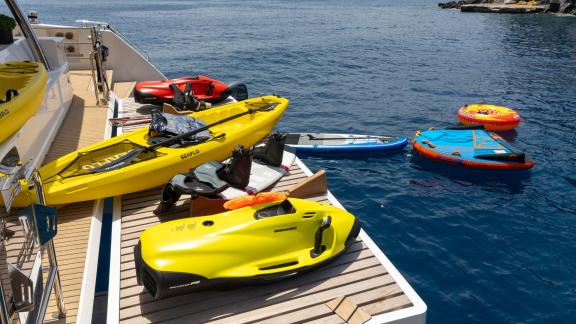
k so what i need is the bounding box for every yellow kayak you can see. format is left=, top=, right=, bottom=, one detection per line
left=0, top=61, right=48, bottom=143
left=6, top=96, right=288, bottom=207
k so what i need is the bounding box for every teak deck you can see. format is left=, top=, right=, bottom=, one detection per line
left=0, top=69, right=109, bottom=324
left=42, top=70, right=110, bottom=323
left=107, top=99, right=426, bottom=323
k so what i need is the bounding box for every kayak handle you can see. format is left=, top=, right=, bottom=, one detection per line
left=311, top=216, right=331, bottom=258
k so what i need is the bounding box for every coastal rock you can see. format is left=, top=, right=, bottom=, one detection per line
left=559, top=0, right=576, bottom=14
left=438, top=0, right=576, bottom=15
left=438, top=1, right=463, bottom=9
left=438, top=0, right=492, bottom=10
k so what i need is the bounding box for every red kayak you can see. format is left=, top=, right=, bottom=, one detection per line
left=134, top=75, right=247, bottom=105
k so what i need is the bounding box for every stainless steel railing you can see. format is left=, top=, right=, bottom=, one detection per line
left=89, top=27, right=110, bottom=105
left=0, top=170, right=66, bottom=324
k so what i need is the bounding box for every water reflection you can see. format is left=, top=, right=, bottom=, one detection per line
left=410, top=154, right=531, bottom=195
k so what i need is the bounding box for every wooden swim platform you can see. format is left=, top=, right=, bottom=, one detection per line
left=105, top=98, right=427, bottom=324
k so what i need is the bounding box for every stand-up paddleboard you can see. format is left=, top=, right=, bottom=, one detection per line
left=285, top=133, right=407, bottom=154
left=0, top=61, right=48, bottom=143
left=413, top=127, right=534, bottom=170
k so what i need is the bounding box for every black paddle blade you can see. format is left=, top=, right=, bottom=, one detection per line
left=475, top=152, right=526, bottom=163
left=91, top=148, right=145, bottom=173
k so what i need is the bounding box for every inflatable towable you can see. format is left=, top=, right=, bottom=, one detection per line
left=457, top=104, right=520, bottom=132
left=413, top=127, right=534, bottom=170
left=0, top=61, right=48, bottom=143
left=134, top=75, right=248, bottom=106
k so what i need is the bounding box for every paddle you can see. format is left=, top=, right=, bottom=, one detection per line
left=305, top=134, right=393, bottom=141
left=92, top=101, right=279, bottom=173
left=109, top=117, right=151, bottom=127
left=110, top=116, right=151, bottom=122
left=109, top=102, right=203, bottom=127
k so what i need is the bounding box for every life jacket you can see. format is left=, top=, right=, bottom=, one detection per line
left=223, top=192, right=288, bottom=210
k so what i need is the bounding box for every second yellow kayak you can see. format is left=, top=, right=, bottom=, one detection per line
left=0, top=61, right=48, bottom=143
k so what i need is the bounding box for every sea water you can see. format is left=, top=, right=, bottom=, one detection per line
left=16, top=0, right=576, bottom=322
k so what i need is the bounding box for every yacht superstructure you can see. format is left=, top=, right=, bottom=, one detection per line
left=0, top=0, right=427, bottom=323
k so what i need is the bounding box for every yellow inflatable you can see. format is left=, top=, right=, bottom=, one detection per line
left=0, top=61, right=48, bottom=143
left=457, top=104, right=521, bottom=131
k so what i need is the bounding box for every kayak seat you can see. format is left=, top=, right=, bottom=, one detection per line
left=148, top=110, right=211, bottom=147
left=254, top=133, right=286, bottom=167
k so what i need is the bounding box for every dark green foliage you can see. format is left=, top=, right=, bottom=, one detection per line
left=0, top=14, right=16, bottom=31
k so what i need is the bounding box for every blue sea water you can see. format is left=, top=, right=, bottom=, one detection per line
left=13, top=0, right=576, bottom=322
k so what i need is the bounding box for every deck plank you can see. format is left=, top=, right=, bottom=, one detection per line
left=42, top=70, right=110, bottom=324
left=43, top=70, right=110, bottom=164
left=43, top=202, right=94, bottom=323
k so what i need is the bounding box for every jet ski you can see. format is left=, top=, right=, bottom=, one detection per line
left=134, top=75, right=248, bottom=106
left=134, top=197, right=361, bottom=299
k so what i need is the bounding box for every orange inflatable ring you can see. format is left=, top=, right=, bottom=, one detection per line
left=223, top=192, right=287, bottom=210
left=457, top=104, right=520, bottom=131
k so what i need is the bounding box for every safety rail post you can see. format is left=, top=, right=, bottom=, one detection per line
left=31, top=171, right=66, bottom=322
left=89, top=26, right=110, bottom=105
left=0, top=267, right=9, bottom=324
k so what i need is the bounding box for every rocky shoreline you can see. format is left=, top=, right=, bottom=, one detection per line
left=438, top=0, right=576, bottom=15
